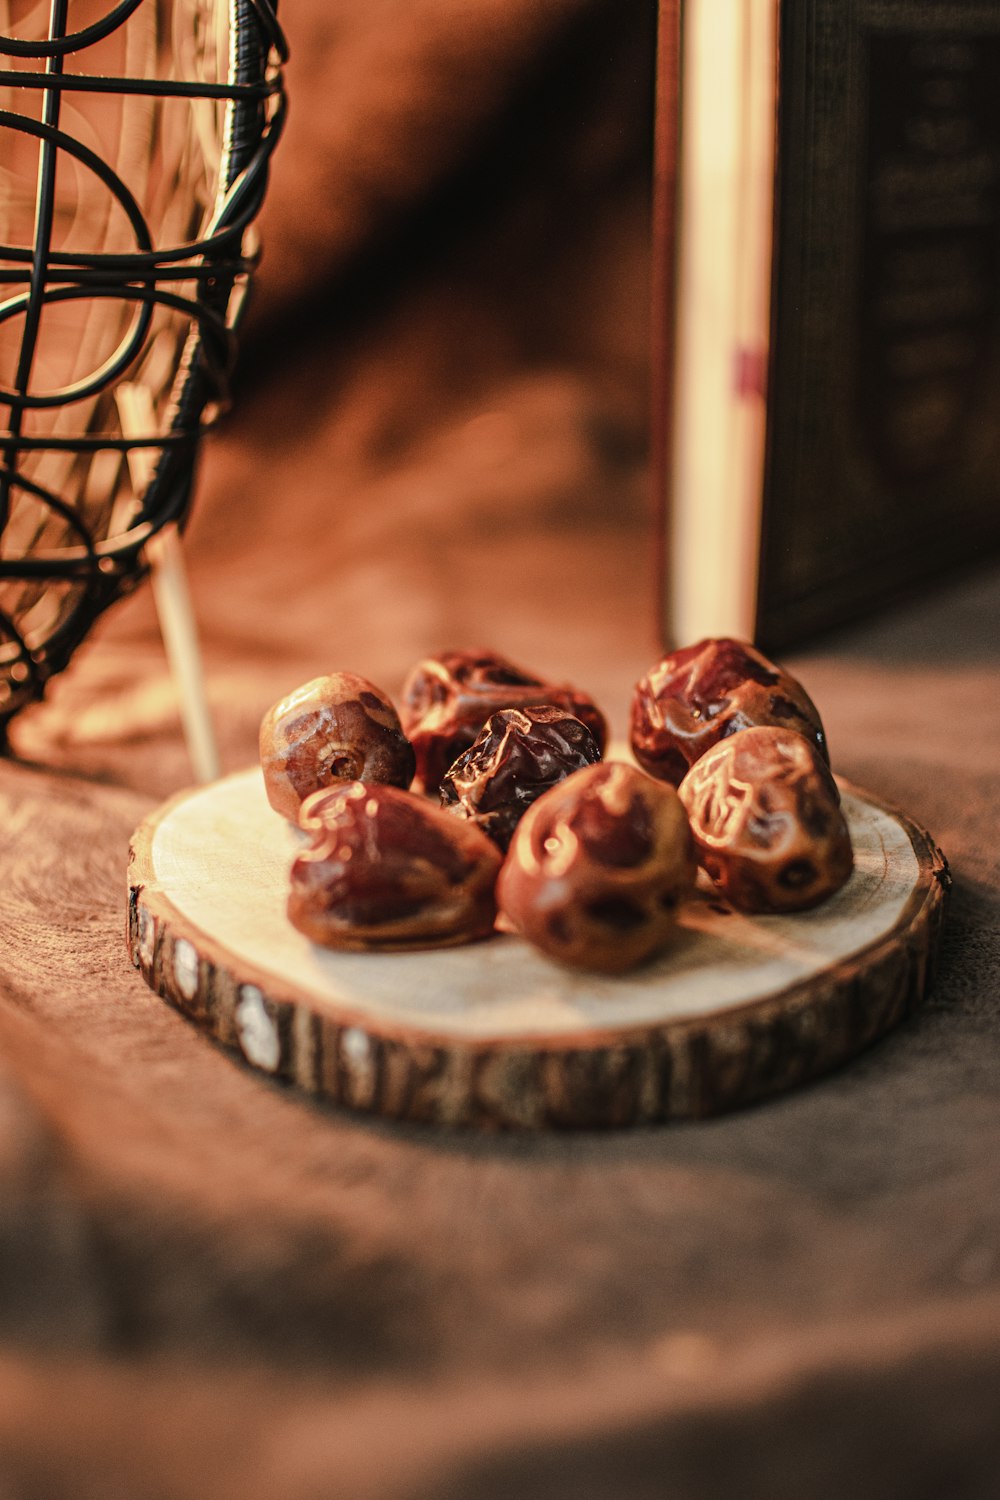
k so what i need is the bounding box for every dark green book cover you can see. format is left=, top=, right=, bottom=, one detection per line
left=757, top=1, right=1000, bottom=648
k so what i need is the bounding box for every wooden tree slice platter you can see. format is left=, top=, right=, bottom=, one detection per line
left=127, top=768, right=949, bottom=1129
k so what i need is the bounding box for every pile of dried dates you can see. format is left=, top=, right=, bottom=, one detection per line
left=259, top=640, right=853, bottom=974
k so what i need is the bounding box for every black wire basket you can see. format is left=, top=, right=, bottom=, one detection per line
left=0, top=0, right=286, bottom=733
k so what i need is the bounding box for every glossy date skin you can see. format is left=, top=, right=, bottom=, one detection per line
left=288, top=782, right=502, bottom=950
left=401, top=649, right=607, bottom=794
left=261, top=672, right=415, bottom=822
left=678, top=725, right=853, bottom=913
left=440, top=705, right=601, bottom=851
left=630, top=638, right=829, bottom=788
left=497, top=762, right=695, bottom=974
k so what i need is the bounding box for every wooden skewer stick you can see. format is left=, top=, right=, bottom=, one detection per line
left=116, top=382, right=221, bottom=784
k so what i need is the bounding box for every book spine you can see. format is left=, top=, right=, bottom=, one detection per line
left=655, top=0, right=779, bottom=649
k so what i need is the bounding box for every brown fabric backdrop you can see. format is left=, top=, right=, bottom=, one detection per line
left=2, top=2, right=1000, bottom=1495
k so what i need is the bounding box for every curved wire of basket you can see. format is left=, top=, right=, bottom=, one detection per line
left=0, top=0, right=287, bottom=730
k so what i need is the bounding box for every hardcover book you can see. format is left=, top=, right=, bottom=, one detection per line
left=655, top=0, right=1000, bottom=651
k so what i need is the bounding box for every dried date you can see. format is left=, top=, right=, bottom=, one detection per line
left=440, top=705, right=601, bottom=850
left=678, top=725, right=852, bottom=912
left=497, top=762, right=695, bottom=973
left=400, top=649, right=607, bottom=793
left=288, top=782, right=503, bottom=950
left=260, top=672, right=415, bottom=822
left=630, top=638, right=828, bottom=787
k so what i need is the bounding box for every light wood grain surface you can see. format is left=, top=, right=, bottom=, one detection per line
left=127, top=768, right=947, bottom=1126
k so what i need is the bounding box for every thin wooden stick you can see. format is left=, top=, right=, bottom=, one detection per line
left=116, top=382, right=220, bottom=784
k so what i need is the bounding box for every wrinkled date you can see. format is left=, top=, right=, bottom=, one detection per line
left=400, top=649, right=607, bottom=793
left=630, top=638, right=828, bottom=788
left=440, top=705, right=601, bottom=851
left=497, top=762, right=695, bottom=973
left=678, top=725, right=853, bottom=913
left=288, top=782, right=503, bottom=950
left=260, top=672, right=415, bottom=822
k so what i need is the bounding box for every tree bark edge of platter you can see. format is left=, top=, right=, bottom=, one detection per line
left=126, top=783, right=951, bottom=1131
